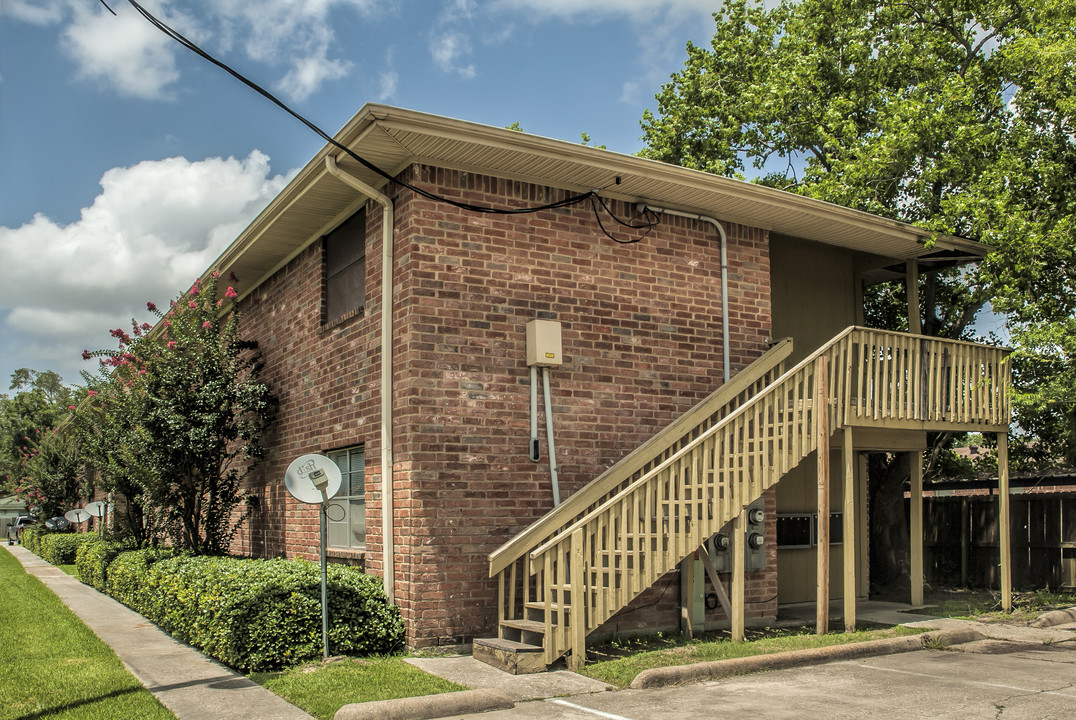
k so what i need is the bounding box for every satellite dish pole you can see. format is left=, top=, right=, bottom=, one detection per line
left=284, top=454, right=343, bottom=660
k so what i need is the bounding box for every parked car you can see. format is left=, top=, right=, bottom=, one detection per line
left=44, top=516, right=70, bottom=531
left=6, top=515, right=36, bottom=545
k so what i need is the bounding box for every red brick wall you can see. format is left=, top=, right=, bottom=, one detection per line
left=234, top=163, right=774, bottom=646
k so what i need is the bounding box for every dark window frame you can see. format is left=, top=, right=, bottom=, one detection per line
left=322, top=207, right=367, bottom=326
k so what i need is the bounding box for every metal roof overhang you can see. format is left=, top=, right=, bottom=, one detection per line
left=206, top=104, right=990, bottom=301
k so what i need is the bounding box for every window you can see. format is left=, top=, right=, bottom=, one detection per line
left=324, top=208, right=366, bottom=324
left=327, top=446, right=365, bottom=549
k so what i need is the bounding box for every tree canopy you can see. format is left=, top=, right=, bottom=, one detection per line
left=641, top=0, right=1076, bottom=467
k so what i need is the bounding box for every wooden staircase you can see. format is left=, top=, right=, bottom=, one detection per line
left=476, top=327, right=1010, bottom=673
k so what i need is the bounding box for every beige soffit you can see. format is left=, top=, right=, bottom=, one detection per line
left=207, top=104, right=988, bottom=300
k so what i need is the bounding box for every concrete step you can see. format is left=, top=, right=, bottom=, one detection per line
left=473, top=637, right=548, bottom=675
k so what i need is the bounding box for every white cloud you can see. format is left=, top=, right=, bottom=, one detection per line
left=13, top=0, right=377, bottom=102
left=0, top=0, right=65, bottom=25
left=430, top=32, right=476, bottom=78
left=0, top=152, right=290, bottom=380
left=62, top=2, right=190, bottom=100
left=494, top=0, right=714, bottom=20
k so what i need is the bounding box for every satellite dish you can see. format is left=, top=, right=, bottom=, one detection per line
left=65, top=508, right=92, bottom=524
left=284, top=454, right=342, bottom=505
left=84, top=501, right=110, bottom=518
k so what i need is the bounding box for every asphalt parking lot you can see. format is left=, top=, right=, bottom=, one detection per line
left=462, top=638, right=1076, bottom=720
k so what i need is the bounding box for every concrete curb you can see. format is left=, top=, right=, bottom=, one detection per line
left=1030, top=606, right=1076, bottom=629
left=629, top=629, right=983, bottom=689
left=333, top=689, right=514, bottom=720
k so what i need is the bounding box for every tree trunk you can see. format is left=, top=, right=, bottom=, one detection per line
left=868, top=452, right=911, bottom=598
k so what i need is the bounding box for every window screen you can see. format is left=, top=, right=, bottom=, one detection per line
left=324, top=208, right=366, bottom=323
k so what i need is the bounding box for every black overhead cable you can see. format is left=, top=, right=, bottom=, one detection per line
left=100, top=0, right=659, bottom=240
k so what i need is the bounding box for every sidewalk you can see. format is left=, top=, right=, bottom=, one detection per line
left=4, top=544, right=313, bottom=720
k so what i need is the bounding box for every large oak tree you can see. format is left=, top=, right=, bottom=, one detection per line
left=641, top=0, right=1076, bottom=591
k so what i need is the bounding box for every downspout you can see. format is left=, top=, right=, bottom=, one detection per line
left=325, top=155, right=396, bottom=604
left=638, top=204, right=731, bottom=382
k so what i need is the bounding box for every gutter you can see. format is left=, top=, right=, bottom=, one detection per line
left=325, top=155, right=396, bottom=604
left=638, top=204, right=732, bottom=383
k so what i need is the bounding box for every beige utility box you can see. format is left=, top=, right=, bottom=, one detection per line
left=526, top=320, right=563, bottom=367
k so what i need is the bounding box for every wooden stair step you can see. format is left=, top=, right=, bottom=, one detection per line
left=501, top=618, right=546, bottom=635
left=473, top=637, right=547, bottom=675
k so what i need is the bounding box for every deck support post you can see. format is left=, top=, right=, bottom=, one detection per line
left=910, top=451, right=924, bottom=606
left=816, top=356, right=830, bottom=635
left=856, top=454, right=869, bottom=597
left=998, top=432, right=1012, bottom=612
left=569, top=529, right=585, bottom=669
left=906, top=259, right=921, bottom=335
left=731, top=511, right=746, bottom=642
left=680, top=556, right=696, bottom=640
left=842, top=426, right=856, bottom=631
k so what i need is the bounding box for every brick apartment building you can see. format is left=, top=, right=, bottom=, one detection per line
left=198, top=105, right=1009, bottom=668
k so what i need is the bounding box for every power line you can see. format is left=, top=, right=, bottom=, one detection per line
left=101, top=0, right=659, bottom=240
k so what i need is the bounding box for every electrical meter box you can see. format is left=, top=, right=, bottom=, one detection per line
left=526, top=320, right=563, bottom=367
left=707, top=497, right=766, bottom=573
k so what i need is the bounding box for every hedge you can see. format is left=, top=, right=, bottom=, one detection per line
left=106, top=551, right=403, bottom=671
left=39, top=533, right=101, bottom=565
left=75, top=538, right=134, bottom=591
left=19, top=525, right=72, bottom=555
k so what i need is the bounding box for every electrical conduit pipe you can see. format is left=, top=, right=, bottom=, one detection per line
left=325, top=155, right=396, bottom=604
left=637, top=204, right=732, bottom=383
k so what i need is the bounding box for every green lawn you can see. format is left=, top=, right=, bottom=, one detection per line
left=580, top=625, right=925, bottom=687
left=249, top=657, right=467, bottom=720
left=0, top=547, right=176, bottom=720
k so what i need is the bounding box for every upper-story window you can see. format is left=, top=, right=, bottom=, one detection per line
left=324, top=207, right=367, bottom=324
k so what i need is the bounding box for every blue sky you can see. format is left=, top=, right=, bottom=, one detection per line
left=0, top=0, right=720, bottom=388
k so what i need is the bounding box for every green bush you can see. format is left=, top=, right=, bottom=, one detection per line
left=19, top=525, right=71, bottom=555
left=105, top=547, right=180, bottom=611
left=19, top=526, right=45, bottom=554
left=39, top=532, right=101, bottom=565
left=75, top=538, right=133, bottom=591
left=105, top=552, right=403, bottom=671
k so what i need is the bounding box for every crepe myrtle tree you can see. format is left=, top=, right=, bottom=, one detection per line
left=84, top=274, right=276, bottom=554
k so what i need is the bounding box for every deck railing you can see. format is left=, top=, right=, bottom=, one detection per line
left=490, top=327, right=1010, bottom=667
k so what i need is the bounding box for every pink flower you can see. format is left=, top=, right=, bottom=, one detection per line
left=82, top=350, right=92, bottom=360
left=87, top=390, right=97, bottom=397
left=68, top=405, right=76, bottom=410
left=225, top=286, right=238, bottom=298
left=147, top=301, right=158, bottom=312
left=167, top=341, right=177, bottom=349
left=141, top=322, right=152, bottom=331
left=211, top=270, right=220, bottom=279
left=189, top=300, right=199, bottom=309
left=202, top=321, right=212, bottom=328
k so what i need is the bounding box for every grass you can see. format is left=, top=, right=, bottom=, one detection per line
left=579, top=625, right=925, bottom=688
left=915, top=586, right=1076, bottom=624
left=0, top=547, right=176, bottom=720
left=249, top=657, right=468, bottom=720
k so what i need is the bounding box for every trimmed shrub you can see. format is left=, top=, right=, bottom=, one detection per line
left=105, top=552, right=403, bottom=671
left=20, top=525, right=73, bottom=555
left=19, top=526, right=45, bottom=554
left=106, top=547, right=181, bottom=612
left=39, top=532, right=101, bottom=565
left=75, top=538, right=133, bottom=591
